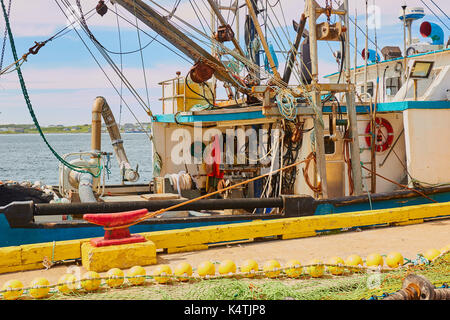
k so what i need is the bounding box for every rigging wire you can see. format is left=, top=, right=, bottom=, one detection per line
left=114, top=2, right=124, bottom=129
left=132, top=0, right=151, bottom=111
left=188, top=0, right=210, bottom=37
left=69, top=0, right=153, bottom=119
left=108, top=5, right=192, bottom=64
left=54, top=0, right=152, bottom=142
left=428, top=0, right=450, bottom=22
left=419, top=0, right=450, bottom=31
left=0, top=2, right=97, bottom=76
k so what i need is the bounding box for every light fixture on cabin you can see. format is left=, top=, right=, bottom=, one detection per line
left=409, top=60, right=434, bottom=79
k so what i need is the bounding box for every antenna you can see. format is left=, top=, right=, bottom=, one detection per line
left=399, top=6, right=425, bottom=47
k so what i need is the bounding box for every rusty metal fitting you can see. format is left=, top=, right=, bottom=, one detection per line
left=96, top=0, right=108, bottom=17
left=383, top=274, right=450, bottom=300
left=189, top=60, right=215, bottom=83
left=214, top=25, right=235, bottom=43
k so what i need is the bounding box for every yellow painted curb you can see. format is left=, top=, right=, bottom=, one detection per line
left=81, top=241, right=157, bottom=272
left=166, top=244, right=208, bottom=254
left=142, top=202, right=450, bottom=249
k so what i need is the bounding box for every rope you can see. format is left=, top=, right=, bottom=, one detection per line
left=275, top=88, right=297, bottom=121
left=361, top=165, right=438, bottom=203
left=0, top=0, right=102, bottom=177
left=302, top=152, right=322, bottom=194
left=0, top=0, right=10, bottom=74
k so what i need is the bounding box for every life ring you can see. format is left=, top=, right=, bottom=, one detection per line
left=365, top=117, right=394, bottom=153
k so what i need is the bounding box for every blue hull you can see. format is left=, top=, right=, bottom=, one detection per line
left=1, top=191, right=449, bottom=247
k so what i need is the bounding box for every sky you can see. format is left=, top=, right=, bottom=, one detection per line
left=0, top=0, right=448, bottom=125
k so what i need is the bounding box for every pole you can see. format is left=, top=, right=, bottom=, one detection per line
left=245, top=0, right=282, bottom=80
left=402, top=5, right=408, bottom=83
left=282, top=13, right=307, bottom=84
left=206, top=0, right=246, bottom=58
left=306, top=0, right=328, bottom=198
left=364, top=0, right=368, bottom=101
left=354, top=8, right=357, bottom=85
left=344, top=0, right=364, bottom=196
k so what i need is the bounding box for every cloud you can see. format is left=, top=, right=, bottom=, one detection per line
left=1, top=61, right=190, bottom=90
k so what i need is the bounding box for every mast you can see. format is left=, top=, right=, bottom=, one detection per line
left=283, top=13, right=307, bottom=84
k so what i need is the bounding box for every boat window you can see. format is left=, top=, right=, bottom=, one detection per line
left=360, top=82, right=374, bottom=97
left=386, top=77, right=401, bottom=96
left=324, top=136, right=335, bottom=155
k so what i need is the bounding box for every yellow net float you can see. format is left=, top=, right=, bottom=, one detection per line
left=424, top=248, right=441, bottom=261
left=327, top=257, right=345, bottom=275
left=197, top=261, right=215, bottom=277
left=153, top=265, right=173, bottom=284
left=57, top=274, right=77, bottom=294
left=2, top=279, right=23, bottom=300
left=174, top=262, right=193, bottom=282
left=106, top=268, right=124, bottom=288
left=81, top=271, right=101, bottom=291
left=127, top=266, right=146, bottom=285
left=240, top=259, right=259, bottom=277
left=345, top=254, right=363, bottom=272
left=386, top=252, right=404, bottom=268
left=307, top=259, right=324, bottom=278
left=440, top=244, right=450, bottom=253
left=366, top=253, right=384, bottom=267
left=263, top=260, right=281, bottom=278
left=29, top=277, right=50, bottom=299
left=218, top=260, right=237, bottom=276
left=285, top=259, right=302, bottom=278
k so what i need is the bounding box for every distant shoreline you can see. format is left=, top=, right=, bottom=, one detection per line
left=0, top=124, right=151, bottom=134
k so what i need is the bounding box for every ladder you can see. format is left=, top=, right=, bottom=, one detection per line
left=357, top=93, right=376, bottom=193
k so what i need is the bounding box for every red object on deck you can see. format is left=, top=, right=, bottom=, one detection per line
left=83, top=209, right=148, bottom=247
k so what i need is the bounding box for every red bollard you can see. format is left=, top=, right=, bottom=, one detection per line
left=83, top=209, right=148, bottom=247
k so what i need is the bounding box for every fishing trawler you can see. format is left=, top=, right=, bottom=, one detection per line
left=0, top=0, right=449, bottom=247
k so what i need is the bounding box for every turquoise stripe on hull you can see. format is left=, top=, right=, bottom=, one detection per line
left=314, top=191, right=450, bottom=215
left=154, top=101, right=450, bottom=124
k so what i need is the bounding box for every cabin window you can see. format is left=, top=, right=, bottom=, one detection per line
left=386, top=77, right=401, bottom=96
left=324, top=136, right=335, bottom=155
left=360, top=82, right=374, bottom=97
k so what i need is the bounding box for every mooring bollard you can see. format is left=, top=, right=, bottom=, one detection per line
left=83, top=208, right=149, bottom=247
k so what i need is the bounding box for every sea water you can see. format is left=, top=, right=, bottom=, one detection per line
left=0, top=133, right=152, bottom=185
